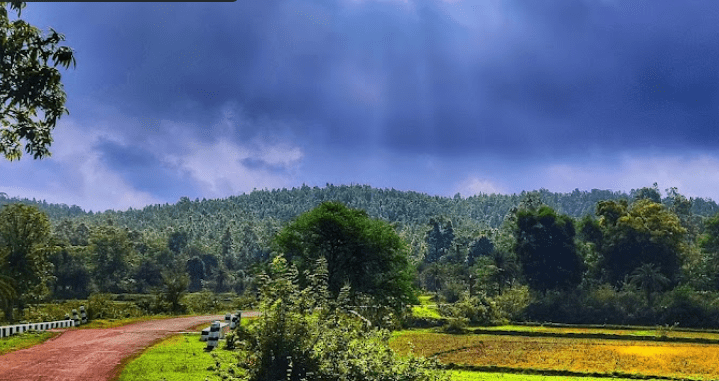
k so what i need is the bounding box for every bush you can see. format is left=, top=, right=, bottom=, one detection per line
left=493, top=284, right=531, bottom=321
left=438, top=280, right=465, bottom=304
left=86, top=293, right=144, bottom=320
left=439, top=292, right=504, bottom=327
left=185, top=290, right=221, bottom=313
left=218, top=255, right=447, bottom=381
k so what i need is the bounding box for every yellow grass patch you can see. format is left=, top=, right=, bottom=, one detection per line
left=391, top=332, right=719, bottom=380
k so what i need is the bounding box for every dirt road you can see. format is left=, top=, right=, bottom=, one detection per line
left=0, top=314, right=256, bottom=381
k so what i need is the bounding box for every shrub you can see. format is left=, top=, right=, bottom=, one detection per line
left=218, top=255, right=447, bottom=381
left=439, top=292, right=504, bottom=327
left=493, top=284, right=531, bottom=321
left=185, top=290, right=221, bottom=313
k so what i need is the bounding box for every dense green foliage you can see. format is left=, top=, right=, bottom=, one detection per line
left=0, top=2, right=76, bottom=160
left=0, top=204, right=54, bottom=322
left=590, top=199, right=686, bottom=284
left=514, top=206, right=584, bottom=292
left=223, top=255, right=446, bottom=381
left=2, top=183, right=719, bottom=329
left=274, top=201, right=417, bottom=312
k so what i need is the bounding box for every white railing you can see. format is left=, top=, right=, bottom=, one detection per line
left=0, top=319, right=75, bottom=339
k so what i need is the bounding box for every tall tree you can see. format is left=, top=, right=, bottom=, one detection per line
left=161, top=264, right=189, bottom=314
left=89, top=226, right=135, bottom=293
left=594, top=199, right=686, bottom=285
left=0, top=203, right=54, bottom=322
left=49, top=245, right=90, bottom=299
left=274, top=201, right=418, bottom=311
left=632, top=182, right=662, bottom=203
left=0, top=249, right=16, bottom=315
left=0, top=2, right=76, bottom=160
left=513, top=205, right=584, bottom=292
left=186, top=255, right=205, bottom=292
left=629, top=263, right=669, bottom=308
left=424, top=217, right=454, bottom=263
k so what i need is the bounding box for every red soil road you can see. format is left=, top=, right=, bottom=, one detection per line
left=0, top=313, right=258, bottom=381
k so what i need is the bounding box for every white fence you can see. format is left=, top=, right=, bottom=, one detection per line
left=0, top=319, right=75, bottom=339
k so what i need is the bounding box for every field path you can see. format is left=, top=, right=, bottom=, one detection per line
left=0, top=313, right=258, bottom=381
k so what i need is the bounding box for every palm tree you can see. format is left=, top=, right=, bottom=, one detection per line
left=489, top=250, right=520, bottom=295
left=0, top=250, right=17, bottom=321
left=629, top=263, right=669, bottom=308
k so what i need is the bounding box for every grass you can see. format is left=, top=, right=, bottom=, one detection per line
left=446, top=370, right=665, bottom=380
left=391, top=330, right=719, bottom=380
left=412, top=294, right=442, bottom=319
left=115, top=332, right=240, bottom=381
left=0, top=330, right=58, bottom=355
left=115, top=316, right=253, bottom=381
left=80, top=315, right=176, bottom=329
left=480, top=325, right=719, bottom=341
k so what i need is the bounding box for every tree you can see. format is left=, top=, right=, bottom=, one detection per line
left=161, top=265, right=189, bottom=314
left=697, top=212, right=719, bottom=289
left=186, top=255, right=205, bottom=292
left=274, top=201, right=417, bottom=312
left=594, top=199, right=686, bottom=285
left=424, top=217, right=454, bottom=263
left=632, top=182, right=662, bottom=203
left=0, top=2, right=76, bottom=160
left=167, top=230, right=188, bottom=254
left=629, top=263, right=669, bottom=308
left=513, top=205, right=585, bottom=293
left=0, top=203, right=54, bottom=322
left=476, top=249, right=519, bottom=295
left=221, top=255, right=446, bottom=381
left=0, top=249, right=16, bottom=316
left=467, top=236, right=494, bottom=267
left=89, top=226, right=135, bottom=293
left=49, top=245, right=90, bottom=299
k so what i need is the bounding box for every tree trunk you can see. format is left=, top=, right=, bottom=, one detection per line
left=2, top=300, right=14, bottom=324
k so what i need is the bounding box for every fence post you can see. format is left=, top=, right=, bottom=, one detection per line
left=206, top=321, right=221, bottom=350
left=72, top=309, right=80, bottom=326
left=230, top=312, right=239, bottom=329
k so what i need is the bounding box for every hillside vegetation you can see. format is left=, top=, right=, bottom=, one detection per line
left=2, top=183, right=719, bottom=329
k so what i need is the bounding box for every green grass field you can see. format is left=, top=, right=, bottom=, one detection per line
left=116, top=332, right=240, bottom=381
left=0, top=330, right=57, bottom=355
left=412, top=294, right=442, bottom=319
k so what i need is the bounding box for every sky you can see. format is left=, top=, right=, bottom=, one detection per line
left=2, top=0, right=719, bottom=212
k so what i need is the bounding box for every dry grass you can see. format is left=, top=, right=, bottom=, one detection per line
left=482, top=325, right=719, bottom=341
left=391, top=331, right=719, bottom=380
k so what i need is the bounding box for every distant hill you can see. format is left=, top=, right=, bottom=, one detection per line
left=3, top=184, right=718, bottom=234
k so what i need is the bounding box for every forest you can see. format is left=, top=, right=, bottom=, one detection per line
left=2, top=182, right=719, bottom=328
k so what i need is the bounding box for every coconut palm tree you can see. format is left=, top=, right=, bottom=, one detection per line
left=0, top=250, right=17, bottom=321
left=629, top=263, right=669, bottom=308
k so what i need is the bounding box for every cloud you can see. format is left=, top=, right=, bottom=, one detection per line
left=539, top=153, right=719, bottom=201
left=454, top=176, right=507, bottom=197
left=171, top=138, right=303, bottom=198
left=0, top=118, right=163, bottom=212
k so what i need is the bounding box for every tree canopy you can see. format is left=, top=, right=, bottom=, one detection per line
left=0, top=2, right=76, bottom=160
left=274, top=201, right=417, bottom=310
left=513, top=205, right=585, bottom=292
left=592, top=198, right=687, bottom=285
left=0, top=203, right=54, bottom=322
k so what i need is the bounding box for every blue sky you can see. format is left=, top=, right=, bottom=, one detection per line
left=2, top=0, right=719, bottom=212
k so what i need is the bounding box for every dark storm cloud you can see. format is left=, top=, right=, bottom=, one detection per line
left=28, top=0, right=719, bottom=158
left=96, top=140, right=198, bottom=200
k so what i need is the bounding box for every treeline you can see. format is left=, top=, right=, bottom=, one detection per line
left=3, top=184, right=719, bottom=327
